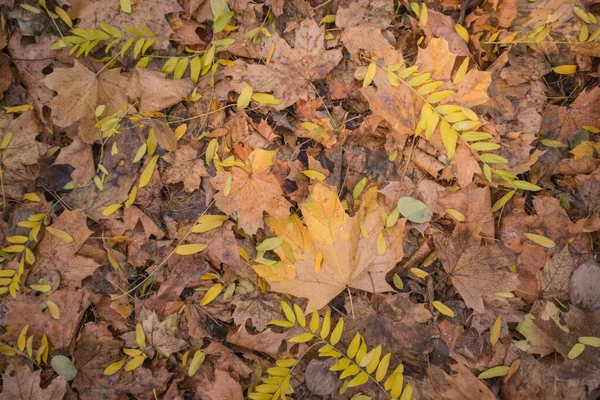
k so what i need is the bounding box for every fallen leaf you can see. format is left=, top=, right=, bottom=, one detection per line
left=0, top=365, right=67, bottom=399
left=253, top=183, right=406, bottom=311
left=139, top=309, right=187, bottom=357
left=162, top=144, right=207, bottom=192
left=210, top=149, right=291, bottom=235
left=225, top=18, right=342, bottom=109
left=434, top=223, right=519, bottom=313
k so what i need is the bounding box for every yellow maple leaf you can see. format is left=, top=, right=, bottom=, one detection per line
left=253, top=183, right=406, bottom=311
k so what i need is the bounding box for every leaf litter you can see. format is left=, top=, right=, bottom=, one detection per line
left=0, top=0, right=600, bottom=399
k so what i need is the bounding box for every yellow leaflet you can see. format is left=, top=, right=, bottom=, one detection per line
left=540, top=139, right=568, bottom=148
left=573, top=6, right=592, bottom=23
left=30, top=284, right=52, bottom=292
left=480, top=153, right=508, bottom=164
left=410, top=268, right=429, bottom=278
left=440, top=121, right=458, bottom=159
left=119, top=0, right=131, bottom=13
left=376, top=232, right=386, bottom=255
left=139, top=155, right=159, bottom=188
left=175, top=243, right=208, bottom=255
left=419, top=2, right=428, bottom=25
left=290, top=332, right=313, bottom=343
left=293, top=304, right=306, bottom=327
left=432, top=300, right=454, bottom=317
left=7, top=236, right=28, bottom=244
left=26, top=336, right=33, bottom=358
left=375, top=353, right=391, bottom=382
left=190, top=55, right=201, bottom=84
left=455, top=23, right=469, bottom=42
left=125, top=186, right=137, bottom=208
left=408, top=72, right=430, bottom=87
left=256, top=237, right=284, bottom=251
left=494, top=291, right=515, bottom=298
left=490, top=316, right=501, bottom=345
left=205, top=139, right=218, bottom=166
left=301, top=170, right=326, bottom=181
left=553, top=65, right=577, bottom=75
left=418, top=81, right=444, bottom=95
left=393, top=274, right=403, bottom=290
left=491, top=190, right=516, bottom=212
left=315, top=251, right=323, bottom=275
left=4, top=104, right=33, bottom=113
left=46, top=300, right=60, bottom=320
left=224, top=172, right=233, bottom=197
left=0, top=132, right=12, bottom=149
left=188, top=350, right=206, bottom=376
left=162, top=57, right=178, bottom=74
left=123, top=348, right=142, bottom=357
left=523, top=233, right=555, bottom=248
left=237, top=85, right=253, bottom=109
left=147, top=128, right=157, bottom=155
left=135, top=323, right=146, bottom=348
left=133, top=38, right=144, bottom=59
left=330, top=318, right=344, bottom=345
left=25, top=248, right=35, bottom=265
left=363, top=61, right=377, bottom=88
left=453, top=58, right=469, bottom=84
left=174, top=124, right=187, bottom=140
left=309, top=311, right=319, bottom=333
left=111, top=142, right=118, bottom=155
left=133, top=144, right=147, bottom=163
left=445, top=208, right=465, bottom=222
left=478, top=365, right=510, bottom=379
left=54, top=8, right=73, bottom=29
left=23, top=192, right=40, bottom=202
left=252, top=93, right=280, bottom=105
left=17, top=325, right=29, bottom=351
left=125, top=355, right=145, bottom=371
left=102, top=203, right=123, bottom=216
left=353, top=177, right=368, bottom=199
left=513, top=180, right=542, bottom=191
left=387, top=70, right=400, bottom=87
left=266, top=43, right=275, bottom=64
left=238, top=246, right=249, bottom=262
left=173, top=57, right=189, bottom=79
left=568, top=343, right=585, bottom=359
left=471, top=142, right=501, bottom=151
left=200, top=283, right=223, bottom=305
left=578, top=337, right=600, bottom=347
left=579, top=25, right=589, bottom=42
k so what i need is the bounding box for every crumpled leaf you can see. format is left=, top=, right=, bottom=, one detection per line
left=253, top=183, right=406, bottom=311
left=210, top=149, right=291, bottom=235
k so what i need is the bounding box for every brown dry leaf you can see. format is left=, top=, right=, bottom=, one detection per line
left=127, top=68, right=194, bottom=112
left=0, top=110, right=47, bottom=170
left=0, top=365, right=67, bottom=400
left=437, top=183, right=495, bottom=238
left=434, top=223, right=519, bottom=313
left=195, top=369, right=244, bottom=400
left=225, top=18, right=342, bottom=110
left=103, top=206, right=165, bottom=240
left=227, top=323, right=303, bottom=356
left=336, top=0, right=395, bottom=55
left=423, top=10, right=470, bottom=56
left=44, top=61, right=129, bottom=144
left=537, top=245, right=575, bottom=301
left=210, top=149, right=290, bottom=235
left=570, top=257, right=600, bottom=311
left=162, top=144, right=207, bottom=193
left=253, top=183, right=406, bottom=311
left=54, top=137, right=95, bottom=186
left=139, top=309, right=187, bottom=357
left=231, top=293, right=282, bottom=332
left=34, top=209, right=101, bottom=287
left=72, top=323, right=124, bottom=400
left=7, top=31, right=56, bottom=116
left=68, top=0, right=181, bottom=49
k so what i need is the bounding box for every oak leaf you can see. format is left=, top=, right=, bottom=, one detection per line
left=335, top=0, right=395, bottom=55
left=225, top=18, right=342, bottom=109
left=210, top=149, right=290, bottom=235
left=0, top=365, right=67, bottom=400
left=537, top=245, right=575, bottom=301
left=253, top=183, right=406, bottom=311
left=0, top=110, right=47, bottom=170
left=434, top=223, right=519, bottom=313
